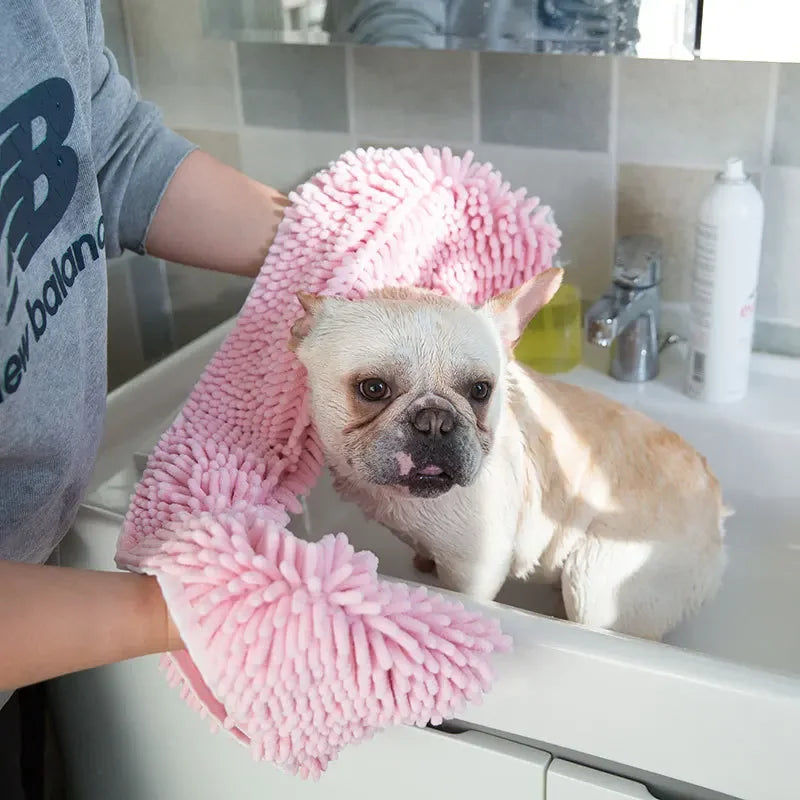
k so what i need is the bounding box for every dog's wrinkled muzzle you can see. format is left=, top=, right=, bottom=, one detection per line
left=368, top=395, right=484, bottom=497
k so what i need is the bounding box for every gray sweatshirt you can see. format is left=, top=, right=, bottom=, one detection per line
left=0, top=1, right=195, bottom=566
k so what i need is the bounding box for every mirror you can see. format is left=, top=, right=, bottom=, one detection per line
left=203, top=0, right=698, bottom=59
left=202, top=0, right=800, bottom=63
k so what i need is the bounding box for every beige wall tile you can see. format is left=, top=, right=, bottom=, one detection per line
left=240, top=128, right=353, bottom=194
left=173, top=128, right=241, bottom=168
left=237, top=44, right=348, bottom=132
left=476, top=145, right=615, bottom=301
left=107, top=258, right=146, bottom=389
left=123, top=0, right=237, bottom=128
left=617, top=164, right=716, bottom=303
left=481, top=53, right=612, bottom=153
left=773, top=65, right=800, bottom=167
left=127, top=254, right=175, bottom=361
left=353, top=47, right=473, bottom=142
left=165, top=263, right=250, bottom=348
left=619, top=59, right=771, bottom=169
left=759, top=167, right=800, bottom=323
left=100, top=0, right=134, bottom=82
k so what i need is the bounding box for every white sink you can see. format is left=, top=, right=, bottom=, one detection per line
left=53, top=321, right=800, bottom=800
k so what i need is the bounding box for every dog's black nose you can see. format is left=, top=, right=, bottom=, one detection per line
left=412, top=407, right=455, bottom=437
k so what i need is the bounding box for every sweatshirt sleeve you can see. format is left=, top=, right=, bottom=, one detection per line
left=84, top=0, right=197, bottom=257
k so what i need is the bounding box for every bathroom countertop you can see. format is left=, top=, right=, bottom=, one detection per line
left=570, top=338, right=800, bottom=433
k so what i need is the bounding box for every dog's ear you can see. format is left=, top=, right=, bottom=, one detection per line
left=484, top=267, right=564, bottom=349
left=289, top=292, right=325, bottom=351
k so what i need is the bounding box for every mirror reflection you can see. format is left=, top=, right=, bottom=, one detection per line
left=203, top=0, right=698, bottom=59
left=323, top=0, right=651, bottom=55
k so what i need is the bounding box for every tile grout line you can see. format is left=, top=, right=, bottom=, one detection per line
left=608, top=57, right=620, bottom=244
left=471, top=50, right=481, bottom=145
left=165, top=121, right=245, bottom=135
left=459, top=139, right=619, bottom=162
left=128, top=256, right=175, bottom=363
left=160, top=120, right=363, bottom=139
left=598, top=155, right=771, bottom=172
left=156, top=258, right=177, bottom=356
left=344, top=45, right=358, bottom=146
left=239, top=123, right=353, bottom=138
left=229, top=41, right=246, bottom=129
left=761, top=62, right=780, bottom=170
left=120, top=259, right=145, bottom=367
left=119, top=0, right=140, bottom=93
left=358, top=135, right=474, bottom=149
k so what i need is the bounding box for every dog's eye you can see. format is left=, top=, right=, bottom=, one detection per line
left=358, top=378, right=391, bottom=401
left=470, top=381, right=491, bottom=402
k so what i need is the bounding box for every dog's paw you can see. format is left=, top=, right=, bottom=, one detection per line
left=413, top=553, right=437, bottom=574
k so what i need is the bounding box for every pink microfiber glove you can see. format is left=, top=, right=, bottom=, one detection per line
left=116, top=146, right=560, bottom=779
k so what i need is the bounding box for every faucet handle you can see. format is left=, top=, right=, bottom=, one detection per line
left=613, top=235, right=662, bottom=289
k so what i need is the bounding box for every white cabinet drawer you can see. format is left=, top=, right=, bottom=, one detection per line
left=376, top=726, right=551, bottom=799
left=548, top=759, right=655, bottom=799
left=53, top=648, right=551, bottom=800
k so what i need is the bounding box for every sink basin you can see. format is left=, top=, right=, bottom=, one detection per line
left=61, top=321, right=800, bottom=800
left=285, top=342, right=800, bottom=679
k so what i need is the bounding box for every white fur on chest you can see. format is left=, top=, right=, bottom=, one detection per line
left=374, top=440, right=519, bottom=561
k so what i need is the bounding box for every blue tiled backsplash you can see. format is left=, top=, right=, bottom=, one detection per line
left=102, top=0, right=800, bottom=387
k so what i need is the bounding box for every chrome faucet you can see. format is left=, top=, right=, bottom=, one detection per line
left=585, top=235, right=662, bottom=382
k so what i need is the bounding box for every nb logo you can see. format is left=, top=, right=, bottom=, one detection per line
left=0, top=78, right=79, bottom=325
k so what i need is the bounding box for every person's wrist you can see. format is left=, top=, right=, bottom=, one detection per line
left=265, top=186, right=289, bottom=248
left=140, top=575, right=183, bottom=653
left=165, top=602, right=183, bottom=652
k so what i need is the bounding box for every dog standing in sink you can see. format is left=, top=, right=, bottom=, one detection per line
left=290, top=268, right=727, bottom=640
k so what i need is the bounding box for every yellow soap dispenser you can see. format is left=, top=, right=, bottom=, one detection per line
left=514, top=264, right=581, bottom=374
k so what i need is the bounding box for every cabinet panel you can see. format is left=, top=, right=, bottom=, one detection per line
left=383, top=727, right=551, bottom=799
left=548, top=759, right=655, bottom=800
left=52, top=646, right=552, bottom=800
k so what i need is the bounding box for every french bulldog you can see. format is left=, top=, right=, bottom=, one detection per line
left=290, top=268, right=727, bottom=640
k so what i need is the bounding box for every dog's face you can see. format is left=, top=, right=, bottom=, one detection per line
left=291, top=269, right=563, bottom=499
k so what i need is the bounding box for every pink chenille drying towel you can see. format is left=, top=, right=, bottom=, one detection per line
left=116, top=146, right=561, bottom=779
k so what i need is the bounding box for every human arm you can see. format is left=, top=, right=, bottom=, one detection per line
left=85, top=0, right=286, bottom=278
left=144, top=149, right=289, bottom=278
left=0, top=560, right=181, bottom=691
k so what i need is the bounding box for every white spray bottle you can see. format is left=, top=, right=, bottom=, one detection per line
left=685, top=158, right=764, bottom=403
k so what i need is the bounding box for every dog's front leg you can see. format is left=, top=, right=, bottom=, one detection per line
left=431, top=486, right=517, bottom=601
left=388, top=528, right=437, bottom=574
left=435, top=545, right=512, bottom=602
